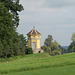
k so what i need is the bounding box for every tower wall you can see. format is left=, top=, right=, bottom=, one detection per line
left=28, top=35, right=41, bottom=53
left=27, top=27, right=42, bottom=53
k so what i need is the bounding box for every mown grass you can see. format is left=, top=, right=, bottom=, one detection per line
left=1, top=65, right=75, bottom=75
left=0, top=53, right=75, bottom=74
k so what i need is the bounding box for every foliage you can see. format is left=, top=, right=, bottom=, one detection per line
left=0, top=0, right=24, bottom=27
left=44, top=35, right=53, bottom=47
left=41, top=46, right=51, bottom=54
left=59, top=45, right=68, bottom=54
left=0, top=2, right=28, bottom=58
left=68, top=42, right=75, bottom=52
left=42, top=35, right=61, bottom=56
left=68, top=33, right=75, bottom=52
left=71, top=33, right=75, bottom=42
left=25, top=47, right=33, bottom=54
left=12, top=33, right=27, bottom=56
left=0, top=3, right=15, bottom=58
left=51, top=50, right=61, bottom=56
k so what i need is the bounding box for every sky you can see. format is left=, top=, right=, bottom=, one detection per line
left=17, top=0, right=75, bottom=46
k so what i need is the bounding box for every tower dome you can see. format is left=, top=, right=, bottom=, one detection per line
left=27, top=27, right=41, bottom=35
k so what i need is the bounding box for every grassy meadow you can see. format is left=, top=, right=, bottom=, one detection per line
left=2, top=65, right=75, bottom=75
left=0, top=53, right=75, bottom=75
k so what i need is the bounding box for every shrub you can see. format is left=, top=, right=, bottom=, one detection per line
left=25, top=47, right=33, bottom=54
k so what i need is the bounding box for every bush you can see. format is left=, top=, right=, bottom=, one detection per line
left=51, top=50, right=61, bottom=56
left=25, top=47, right=33, bottom=54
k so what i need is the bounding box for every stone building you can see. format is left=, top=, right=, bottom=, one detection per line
left=27, top=27, right=42, bottom=53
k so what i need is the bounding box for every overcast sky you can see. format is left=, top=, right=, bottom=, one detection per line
left=17, top=0, right=75, bottom=46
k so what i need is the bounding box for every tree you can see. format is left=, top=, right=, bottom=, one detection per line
left=0, top=3, right=15, bottom=58
left=25, top=48, right=33, bottom=54
left=71, top=33, right=75, bottom=42
left=19, top=34, right=27, bottom=48
left=71, top=47, right=75, bottom=52
left=18, top=34, right=27, bottom=55
left=51, top=40, right=59, bottom=51
left=59, top=45, right=67, bottom=54
left=0, top=39, right=4, bottom=58
left=0, top=0, right=24, bottom=27
left=51, top=50, right=61, bottom=56
left=12, top=33, right=27, bottom=56
left=0, top=2, right=27, bottom=58
left=41, top=46, right=51, bottom=54
left=42, top=35, right=61, bottom=56
left=68, top=33, right=75, bottom=52
left=44, top=35, right=53, bottom=47
left=68, top=42, right=75, bottom=52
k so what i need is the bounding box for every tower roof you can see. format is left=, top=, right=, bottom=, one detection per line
left=27, top=27, right=41, bottom=35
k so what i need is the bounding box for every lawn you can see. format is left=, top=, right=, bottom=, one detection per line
left=2, top=65, right=75, bottom=75
left=0, top=53, right=75, bottom=74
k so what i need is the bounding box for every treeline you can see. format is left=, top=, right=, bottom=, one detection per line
left=0, top=0, right=33, bottom=58
left=41, top=33, right=75, bottom=56
left=41, top=35, right=64, bottom=56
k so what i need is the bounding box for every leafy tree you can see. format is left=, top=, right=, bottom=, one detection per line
left=41, top=46, right=51, bottom=54
left=71, top=33, right=75, bottom=42
left=71, top=47, right=75, bottom=52
left=0, top=2, right=27, bottom=58
left=42, top=35, right=61, bottom=56
left=68, top=42, right=75, bottom=52
left=19, top=34, right=27, bottom=48
left=0, top=3, right=15, bottom=58
left=44, top=35, right=53, bottom=47
left=51, top=50, right=61, bottom=56
left=68, top=33, right=75, bottom=52
left=0, top=39, right=4, bottom=58
left=0, top=0, right=24, bottom=27
left=18, top=34, right=27, bottom=55
left=12, top=33, right=27, bottom=56
left=59, top=45, right=67, bottom=54
left=51, top=40, right=59, bottom=51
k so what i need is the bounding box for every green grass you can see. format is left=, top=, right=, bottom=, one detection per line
left=0, top=53, right=75, bottom=74
left=1, top=65, right=75, bottom=75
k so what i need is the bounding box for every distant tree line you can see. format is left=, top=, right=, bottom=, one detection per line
left=41, top=35, right=62, bottom=56
left=41, top=35, right=68, bottom=56
left=0, top=0, right=33, bottom=58
left=41, top=33, right=75, bottom=56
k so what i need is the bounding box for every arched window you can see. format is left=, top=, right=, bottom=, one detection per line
left=32, top=42, right=36, bottom=50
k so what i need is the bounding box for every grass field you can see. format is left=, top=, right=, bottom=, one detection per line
left=2, top=65, right=75, bottom=75
left=0, top=53, right=75, bottom=75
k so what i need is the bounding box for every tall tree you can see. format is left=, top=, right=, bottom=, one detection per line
left=0, top=3, right=15, bottom=57
left=0, top=2, right=27, bottom=58
left=71, top=33, right=75, bottom=42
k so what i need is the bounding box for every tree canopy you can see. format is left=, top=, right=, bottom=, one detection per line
left=0, top=1, right=30, bottom=58
left=42, top=35, right=61, bottom=56
left=0, top=0, right=24, bottom=27
left=44, top=35, right=53, bottom=47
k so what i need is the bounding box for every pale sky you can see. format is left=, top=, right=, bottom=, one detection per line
left=17, top=0, right=75, bottom=46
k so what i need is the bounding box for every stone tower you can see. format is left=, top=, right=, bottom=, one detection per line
left=27, top=27, right=41, bottom=53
